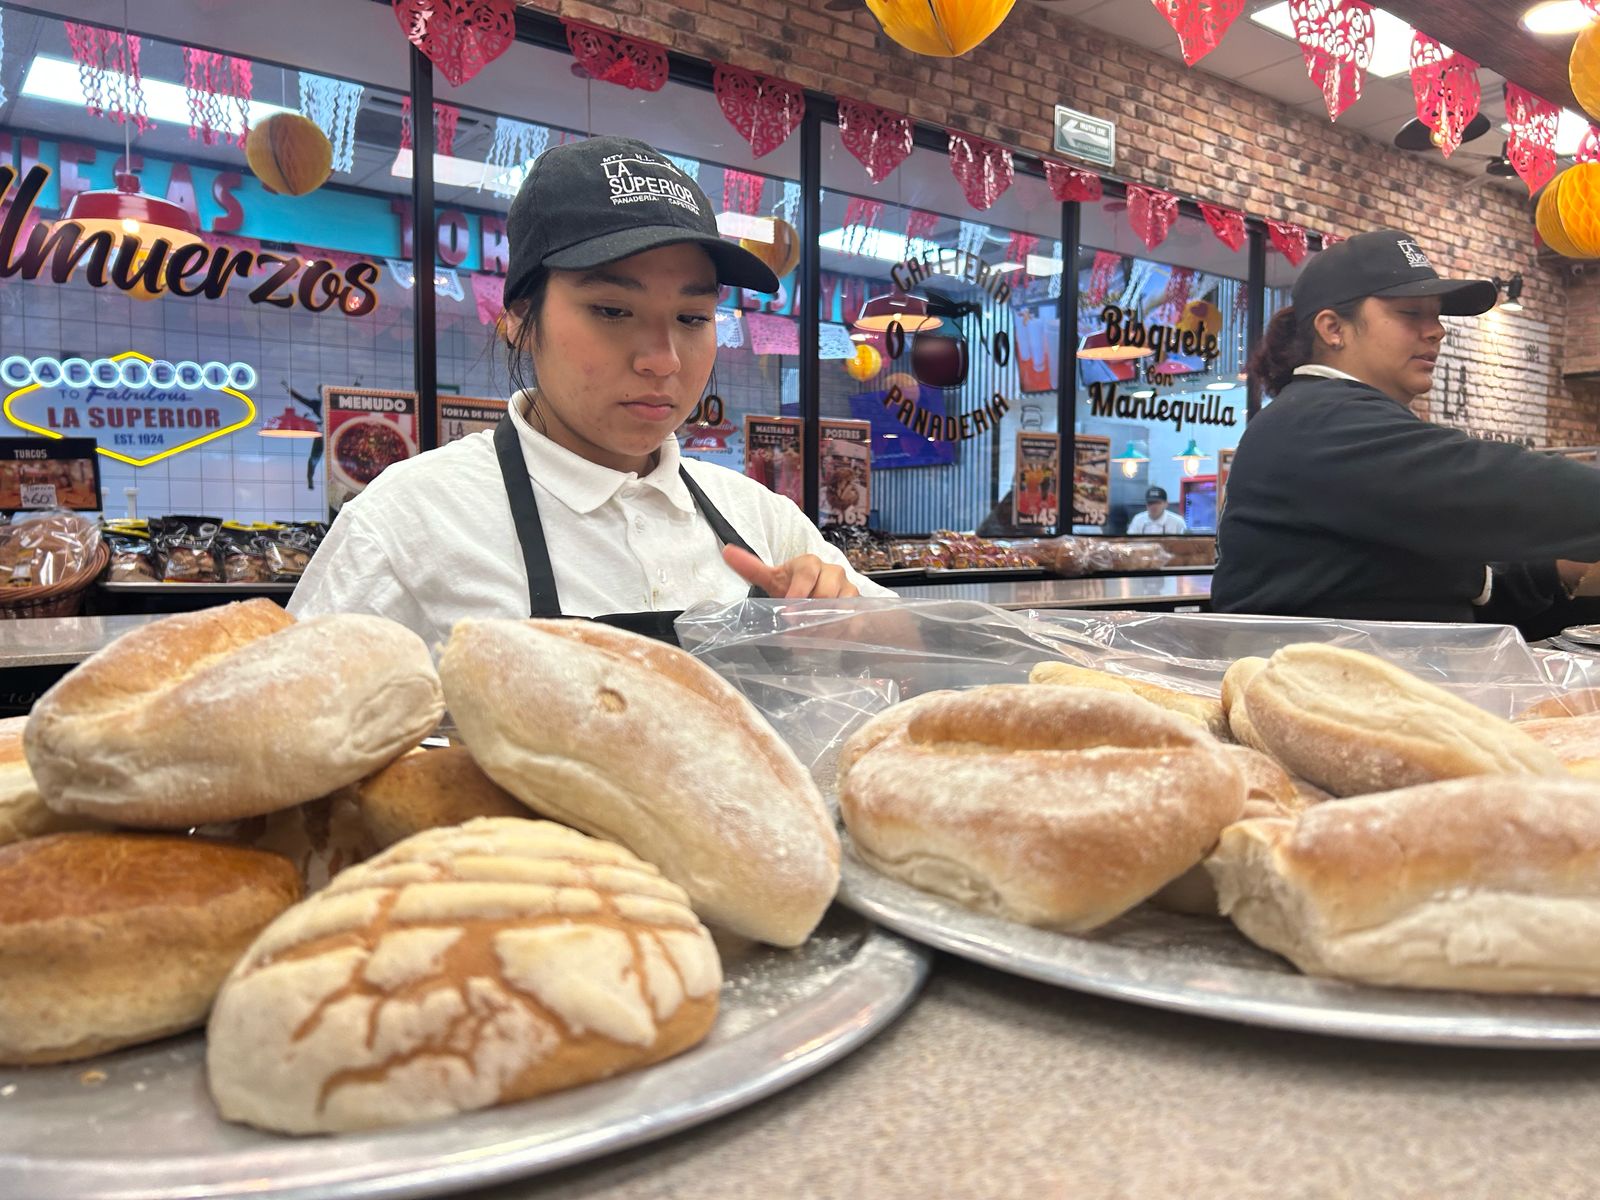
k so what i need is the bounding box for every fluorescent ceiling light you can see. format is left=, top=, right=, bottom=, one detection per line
left=817, top=227, right=940, bottom=262
left=1520, top=1, right=1594, bottom=35
left=21, top=54, right=296, bottom=131
left=1026, top=254, right=1064, bottom=275
left=391, top=148, right=529, bottom=191
left=994, top=261, right=1025, bottom=273
left=1250, top=3, right=1417, bottom=79
left=715, top=212, right=774, bottom=242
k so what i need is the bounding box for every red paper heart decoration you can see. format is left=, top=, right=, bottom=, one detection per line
left=948, top=131, right=1014, bottom=210
left=1127, top=184, right=1178, bottom=250
left=1581, top=126, right=1600, bottom=164
left=562, top=19, right=668, bottom=91
left=1267, top=219, right=1309, bottom=267
left=1289, top=0, right=1374, bottom=122
left=1505, top=83, right=1559, bottom=195
left=905, top=209, right=940, bottom=242
left=1150, top=0, right=1246, bottom=67
left=1199, top=202, right=1246, bottom=251
left=1409, top=33, right=1480, bottom=158
left=392, top=0, right=514, bottom=88
left=1322, top=231, right=1345, bottom=246
left=1044, top=160, right=1102, bottom=202
left=1086, top=250, right=1121, bottom=308
left=1004, top=232, right=1039, bottom=275
left=714, top=64, right=804, bottom=158
left=839, top=98, right=913, bottom=184
left=722, top=169, right=767, bottom=217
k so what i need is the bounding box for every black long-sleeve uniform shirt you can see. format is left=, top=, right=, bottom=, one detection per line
left=1212, top=374, right=1600, bottom=623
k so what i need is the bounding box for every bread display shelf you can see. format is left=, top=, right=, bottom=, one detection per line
left=0, top=907, right=927, bottom=1200
left=98, top=581, right=298, bottom=594
left=837, top=845, right=1600, bottom=1049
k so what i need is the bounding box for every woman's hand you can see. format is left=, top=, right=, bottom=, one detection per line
left=722, top=546, right=859, bottom=599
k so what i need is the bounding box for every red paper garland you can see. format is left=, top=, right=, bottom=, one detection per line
left=1409, top=34, right=1480, bottom=159
left=838, top=98, right=914, bottom=184
left=1159, top=266, right=1194, bottom=323
left=1127, top=184, right=1179, bottom=250
left=713, top=64, right=804, bottom=159
left=722, top=169, right=767, bottom=217
left=392, top=0, right=514, bottom=88
left=1587, top=0, right=1600, bottom=15
left=65, top=24, right=152, bottom=133
left=562, top=18, right=668, bottom=91
left=1289, top=0, right=1374, bottom=123
left=1004, top=232, right=1039, bottom=276
left=182, top=49, right=252, bottom=147
left=1267, top=219, right=1309, bottom=267
left=947, top=131, right=1014, bottom=211
left=842, top=197, right=885, bottom=256
left=905, top=209, right=939, bottom=243
left=1198, top=202, right=1246, bottom=251
left=1505, top=83, right=1559, bottom=195
left=1086, top=250, right=1121, bottom=308
left=1150, top=0, right=1246, bottom=67
left=1044, top=160, right=1102, bottom=202
left=1322, top=232, right=1345, bottom=246
left=1581, top=126, right=1600, bottom=165
left=399, top=99, right=461, bottom=157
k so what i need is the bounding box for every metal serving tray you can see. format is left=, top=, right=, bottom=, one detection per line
left=837, top=846, right=1600, bottom=1049
left=0, top=908, right=928, bottom=1200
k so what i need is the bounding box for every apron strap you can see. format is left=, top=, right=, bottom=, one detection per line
left=493, top=415, right=564, bottom=619
left=678, top=465, right=758, bottom=556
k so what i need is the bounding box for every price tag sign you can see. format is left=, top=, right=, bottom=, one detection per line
left=19, top=483, right=58, bottom=509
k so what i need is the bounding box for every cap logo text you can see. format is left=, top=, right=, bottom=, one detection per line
left=602, top=154, right=702, bottom=215
left=1396, top=239, right=1431, bottom=269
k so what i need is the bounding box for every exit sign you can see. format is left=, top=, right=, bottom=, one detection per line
left=1053, top=105, right=1116, bottom=170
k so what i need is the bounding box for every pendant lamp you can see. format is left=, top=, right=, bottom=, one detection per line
left=1173, top=438, right=1209, bottom=477
left=60, top=173, right=203, bottom=301
left=1112, top=441, right=1148, bottom=479
left=853, top=292, right=943, bottom=333
left=260, top=406, right=322, bottom=438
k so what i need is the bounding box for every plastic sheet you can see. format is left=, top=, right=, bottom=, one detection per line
left=677, top=600, right=1569, bottom=790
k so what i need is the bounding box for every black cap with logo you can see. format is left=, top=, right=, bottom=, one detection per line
left=1291, top=229, right=1498, bottom=320
left=503, top=135, right=781, bottom=307
left=1145, top=486, right=1168, bottom=503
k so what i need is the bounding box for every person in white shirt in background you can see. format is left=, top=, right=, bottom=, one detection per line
left=290, top=135, right=893, bottom=649
left=1126, top=486, right=1188, bottom=536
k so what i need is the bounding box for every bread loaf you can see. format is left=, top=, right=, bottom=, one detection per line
left=0, top=715, right=100, bottom=846
left=24, top=600, right=445, bottom=826
left=1515, top=714, right=1600, bottom=779
left=838, top=685, right=1245, bottom=931
left=1221, top=657, right=1270, bottom=753
left=1240, top=644, right=1562, bottom=796
left=0, top=833, right=300, bottom=1064
left=438, top=619, right=838, bottom=947
left=206, top=818, right=720, bottom=1134
left=1208, top=777, right=1600, bottom=994
left=1029, top=661, right=1229, bottom=739
left=356, top=746, right=529, bottom=849
left=199, top=792, right=377, bottom=892
left=1516, top=688, right=1600, bottom=721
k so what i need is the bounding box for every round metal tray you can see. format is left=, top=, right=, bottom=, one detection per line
left=0, top=908, right=928, bottom=1200
left=837, top=848, right=1600, bottom=1049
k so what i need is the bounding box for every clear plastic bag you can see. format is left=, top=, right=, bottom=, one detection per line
left=0, top=510, right=101, bottom=588
left=677, top=600, right=1567, bottom=792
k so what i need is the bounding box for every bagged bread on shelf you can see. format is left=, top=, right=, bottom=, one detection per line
left=206, top=818, right=720, bottom=1134
left=1208, top=777, right=1600, bottom=994
left=0, top=832, right=300, bottom=1064
left=219, top=522, right=273, bottom=584
left=439, top=618, right=839, bottom=947
left=101, top=519, right=159, bottom=583
left=0, top=510, right=100, bottom=589
left=24, top=599, right=444, bottom=827
left=836, top=684, right=1245, bottom=932
left=150, top=515, right=224, bottom=583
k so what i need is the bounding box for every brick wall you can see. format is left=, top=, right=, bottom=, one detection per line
left=524, top=0, right=1600, bottom=448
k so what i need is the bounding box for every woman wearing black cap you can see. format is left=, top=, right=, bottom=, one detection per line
left=1213, top=228, right=1600, bottom=626
left=291, top=136, right=893, bottom=647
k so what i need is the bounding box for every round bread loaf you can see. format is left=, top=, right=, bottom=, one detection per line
left=1221, top=657, right=1271, bottom=753
left=838, top=685, right=1246, bottom=932
left=356, top=746, right=529, bottom=849
left=1516, top=688, right=1600, bottom=721
left=0, top=715, right=100, bottom=846
left=438, top=619, right=839, bottom=948
left=199, top=791, right=377, bottom=892
left=1240, top=644, right=1563, bottom=797
left=0, top=832, right=300, bottom=1064
left=206, top=817, right=721, bottom=1134
left=1029, top=660, right=1229, bottom=739
left=1207, top=777, right=1600, bottom=994
left=24, top=600, right=445, bottom=826
left=1515, top=714, right=1600, bottom=779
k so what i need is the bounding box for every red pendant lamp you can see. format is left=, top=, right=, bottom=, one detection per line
left=61, top=172, right=203, bottom=248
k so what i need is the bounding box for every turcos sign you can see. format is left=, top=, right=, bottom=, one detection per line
left=0, top=165, right=381, bottom=315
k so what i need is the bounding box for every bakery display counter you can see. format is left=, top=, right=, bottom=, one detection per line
left=895, top=573, right=1212, bottom=610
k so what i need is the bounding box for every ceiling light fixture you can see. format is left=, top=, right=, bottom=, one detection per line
left=1520, top=1, right=1595, bottom=35
left=1494, top=273, right=1525, bottom=312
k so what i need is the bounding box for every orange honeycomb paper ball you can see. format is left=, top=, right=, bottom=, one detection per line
left=246, top=113, right=334, bottom=197
left=864, top=0, right=1017, bottom=57
left=1556, top=162, right=1600, bottom=257
left=845, top=343, right=883, bottom=381
left=1537, top=171, right=1588, bottom=258
left=1572, top=21, right=1600, bottom=125
left=739, top=218, right=800, bottom=280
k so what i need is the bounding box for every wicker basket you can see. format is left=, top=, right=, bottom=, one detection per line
left=0, top=542, right=110, bottom=620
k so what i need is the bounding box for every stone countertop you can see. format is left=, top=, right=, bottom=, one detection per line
left=470, top=952, right=1600, bottom=1200
left=0, top=613, right=164, bottom=666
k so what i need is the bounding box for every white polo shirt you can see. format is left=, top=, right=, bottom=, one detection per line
left=289, top=392, right=895, bottom=648
left=1127, top=509, right=1188, bottom=535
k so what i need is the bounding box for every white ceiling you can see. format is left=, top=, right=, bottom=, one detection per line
left=1029, top=0, right=1523, bottom=189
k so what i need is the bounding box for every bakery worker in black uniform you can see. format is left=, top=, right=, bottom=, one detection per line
left=1213, top=228, right=1600, bottom=627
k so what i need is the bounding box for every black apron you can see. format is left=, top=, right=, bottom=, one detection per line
left=494, top=416, right=762, bottom=646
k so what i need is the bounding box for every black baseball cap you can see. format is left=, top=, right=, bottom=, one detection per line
left=503, top=135, right=780, bottom=307
left=1145, top=486, right=1168, bottom=503
left=1291, top=229, right=1497, bottom=320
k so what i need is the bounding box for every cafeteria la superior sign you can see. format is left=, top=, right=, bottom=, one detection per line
left=0, top=165, right=381, bottom=315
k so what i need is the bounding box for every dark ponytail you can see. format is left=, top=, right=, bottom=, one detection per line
left=1246, top=300, right=1363, bottom=397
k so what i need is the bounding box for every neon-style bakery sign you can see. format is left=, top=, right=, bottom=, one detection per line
left=3, top=351, right=257, bottom=467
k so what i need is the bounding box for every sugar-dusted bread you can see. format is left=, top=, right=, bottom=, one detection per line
left=0, top=715, right=100, bottom=846
left=0, top=833, right=300, bottom=1064
left=24, top=600, right=445, bottom=826
left=206, top=818, right=721, bottom=1134
left=838, top=685, right=1245, bottom=932
left=1239, top=644, right=1563, bottom=797
left=438, top=619, right=839, bottom=947
left=1516, top=714, right=1600, bottom=779
left=1029, top=660, right=1229, bottom=739
left=355, top=746, right=529, bottom=849
left=1221, top=657, right=1271, bottom=753
left=1208, top=777, right=1600, bottom=994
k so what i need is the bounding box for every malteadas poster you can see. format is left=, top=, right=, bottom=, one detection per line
left=743, top=415, right=804, bottom=508
left=1073, top=433, right=1110, bottom=529
left=819, top=418, right=871, bottom=528
left=437, top=396, right=508, bottom=446
left=323, top=386, right=419, bottom=515
left=1012, top=431, right=1059, bottom=530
